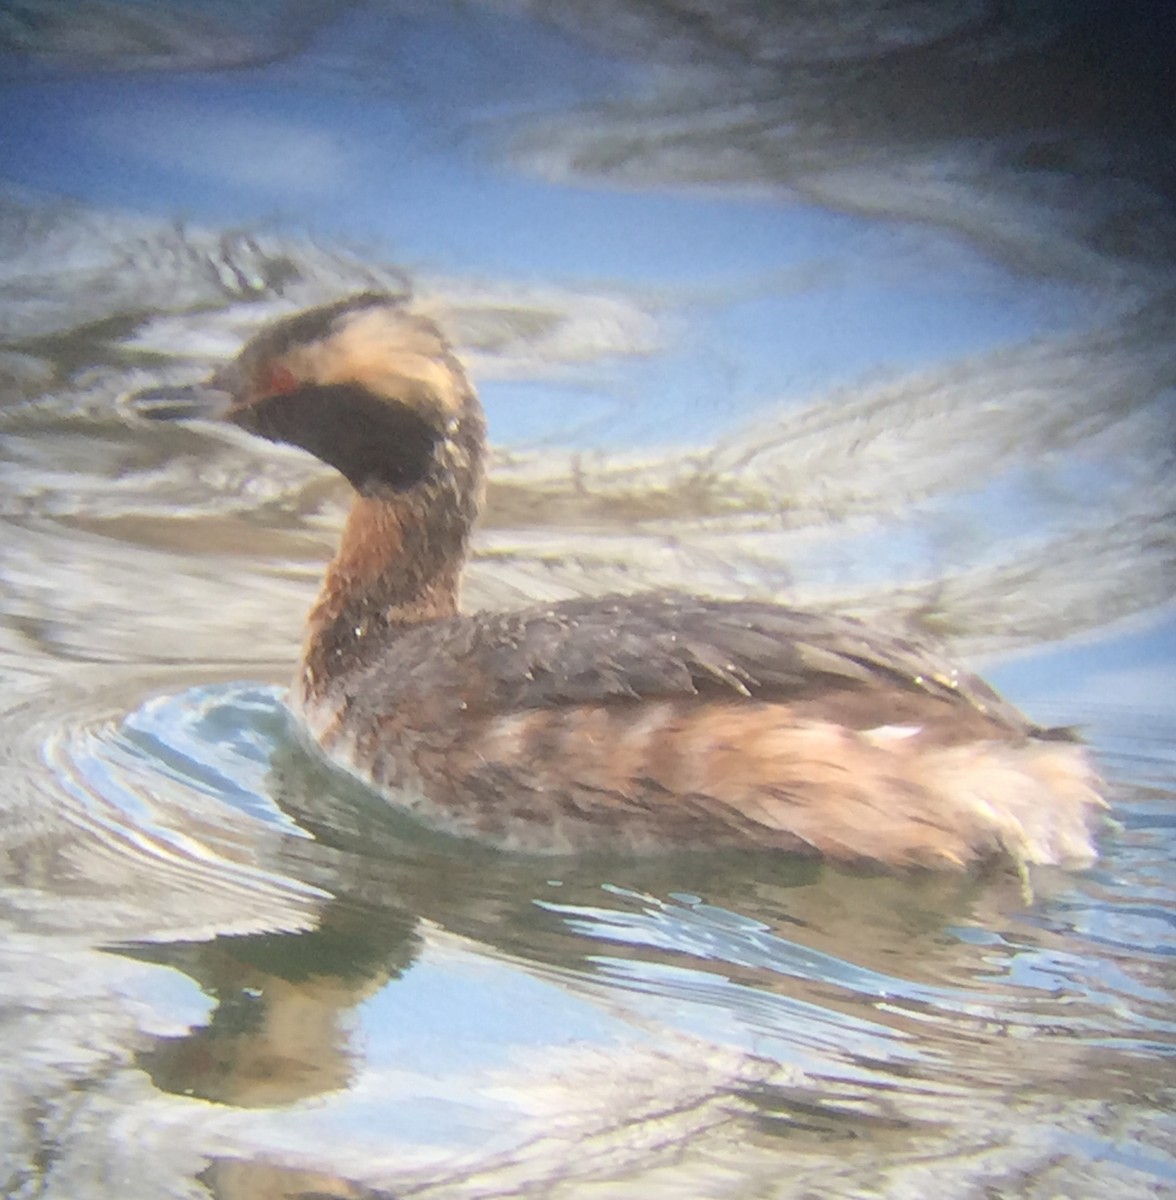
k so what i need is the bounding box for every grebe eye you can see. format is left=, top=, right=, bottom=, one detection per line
left=264, top=363, right=298, bottom=395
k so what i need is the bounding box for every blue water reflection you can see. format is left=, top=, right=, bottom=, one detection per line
left=0, top=1, right=1117, bottom=453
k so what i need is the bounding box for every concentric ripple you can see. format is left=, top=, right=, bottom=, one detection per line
left=28, top=680, right=327, bottom=942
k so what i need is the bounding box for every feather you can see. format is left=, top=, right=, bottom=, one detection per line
left=366, top=592, right=1031, bottom=734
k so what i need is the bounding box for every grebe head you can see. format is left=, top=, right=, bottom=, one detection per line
left=154, top=293, right=485, bottom=501
left=134, top=292, right=489, bottom=648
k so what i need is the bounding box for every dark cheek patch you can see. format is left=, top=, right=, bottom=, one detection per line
left=242, top=384, right=440, bottom=493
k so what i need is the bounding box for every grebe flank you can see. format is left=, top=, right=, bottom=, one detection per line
left=143, top=293, right=1105, bottom=870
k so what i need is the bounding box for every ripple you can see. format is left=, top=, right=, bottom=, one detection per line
left=27, top=679, right=327, bottom=942
left=117, top=684, right=308, bottom=833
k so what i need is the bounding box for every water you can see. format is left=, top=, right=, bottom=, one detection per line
left=1, top=2, right=1174, bottom=1197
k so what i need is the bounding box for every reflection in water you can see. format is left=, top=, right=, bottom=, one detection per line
left=1, top=1, right=1175, bottom=1196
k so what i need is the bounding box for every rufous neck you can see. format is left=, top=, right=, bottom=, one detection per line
left=300, top=455, right=481, bottom=699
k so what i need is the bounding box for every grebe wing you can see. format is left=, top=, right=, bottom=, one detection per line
left=333, top=595, right=1096, bottom=866
left=430, top=593, right=1031, bottom=732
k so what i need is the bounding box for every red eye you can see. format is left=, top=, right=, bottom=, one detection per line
left=264, top=364, right=298, bottom=396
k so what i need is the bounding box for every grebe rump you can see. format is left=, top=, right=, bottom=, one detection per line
left=143, top=293, right=1104, bottom=870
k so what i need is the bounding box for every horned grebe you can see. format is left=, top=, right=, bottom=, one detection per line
left=140, top=293, right=1104, bottom=870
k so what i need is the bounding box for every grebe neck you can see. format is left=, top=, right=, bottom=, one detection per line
left=301, top=407, right=485, bottom=701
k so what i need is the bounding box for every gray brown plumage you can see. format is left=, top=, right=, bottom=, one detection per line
left=146, top=293, right=1106, bottom=871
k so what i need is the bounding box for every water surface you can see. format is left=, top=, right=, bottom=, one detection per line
left=1, top=3, right=1174, bottom=1197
